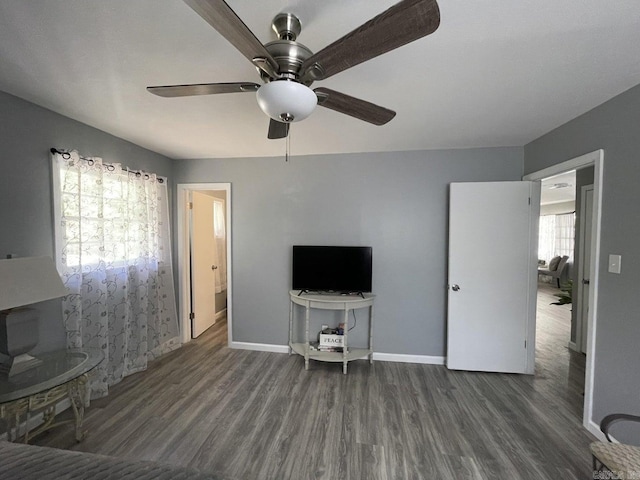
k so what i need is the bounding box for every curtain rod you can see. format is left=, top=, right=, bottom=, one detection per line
left=50, top=148, right=164, bottom=183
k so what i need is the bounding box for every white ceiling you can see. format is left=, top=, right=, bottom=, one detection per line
left=1, top=1, right=639, bottom=160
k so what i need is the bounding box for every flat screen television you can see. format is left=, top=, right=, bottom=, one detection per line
left=292, top=245, right=373, bottom=293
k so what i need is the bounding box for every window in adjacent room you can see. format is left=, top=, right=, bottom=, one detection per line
left=538, top=212, right=576, bottom=262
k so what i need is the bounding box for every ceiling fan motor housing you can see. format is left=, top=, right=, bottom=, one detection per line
left=259, top=40, right=314, bottom=82
left=256, top=14, right=318, bottom=124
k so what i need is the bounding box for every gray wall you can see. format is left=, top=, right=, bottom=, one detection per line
left=174, top=147, right=524, bottom=356
left=524, top=83, right=640, bottom=442
left=0, top=90, right=174, bottom=353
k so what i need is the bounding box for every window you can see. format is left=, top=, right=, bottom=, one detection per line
left=54, top=154, right=167, bottom=269
left=212, top=198, right=227, bottom=292
left=51, top=149, right=178, bottom=398
left=213, top=199, right=225, bottom=239
left=538, top=213, right=575, bottom=262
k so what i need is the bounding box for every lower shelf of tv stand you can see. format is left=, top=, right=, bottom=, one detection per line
left=288, top=291, right=375, bottom=374
left=290, top=343, right=372, bottom=363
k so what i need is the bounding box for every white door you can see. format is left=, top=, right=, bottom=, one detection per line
left=576, top=185, right=594, bottom=353
left=447, top=181, right=540, bottom=374
left=190, top=191, right=218, bottom=338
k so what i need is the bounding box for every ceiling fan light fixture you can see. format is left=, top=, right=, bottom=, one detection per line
left=548, top=182, right=572, bottom=189
left=256, top=80, right=317, bottom=123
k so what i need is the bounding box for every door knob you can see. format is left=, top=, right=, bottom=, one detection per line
left=451, top=284, right=460, bottom=291
left=211, top=265, right=218, bottom=270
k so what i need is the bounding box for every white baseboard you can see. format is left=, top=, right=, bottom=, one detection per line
left=587, top=419, right=608, bottom=442
left=373, top=352, right=446, bottom=365
left=229, top=341, right=289, bottom=354
left=215, top=308, right=227, bottom=321
left=229, top=342, right=445, bottom=365
left=568, top=341, right=581, bottom=353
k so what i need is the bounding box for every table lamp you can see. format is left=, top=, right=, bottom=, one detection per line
left=0, top=256, right=67, bottom=376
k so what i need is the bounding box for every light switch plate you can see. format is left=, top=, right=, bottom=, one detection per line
left=608, top=254, right=622, bottom=274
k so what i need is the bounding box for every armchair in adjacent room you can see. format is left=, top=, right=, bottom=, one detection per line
left=537, top=255, right=569, bottom=287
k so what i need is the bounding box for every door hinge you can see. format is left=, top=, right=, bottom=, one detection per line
left=524, top=340, right=527, bottom=348
left=188, top=202, right=193, bottom=209
left=528, top=197, right=531, bottom=205
left=189, top=312, right=195, bottom=320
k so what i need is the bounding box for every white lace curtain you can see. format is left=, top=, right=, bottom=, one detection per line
left=538, top=213, right=576, bottom=263
left=52, top=151, right=179, bottom=398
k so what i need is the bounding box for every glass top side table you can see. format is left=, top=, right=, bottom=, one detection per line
left=0, top=348, right=103, bottom=443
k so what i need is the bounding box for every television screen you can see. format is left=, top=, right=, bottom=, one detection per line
left=292, top=246, right=373, bottom=293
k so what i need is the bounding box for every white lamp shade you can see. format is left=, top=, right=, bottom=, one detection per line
left=0, top=257, right=67, bottom=311
left=256, top=80, right=317, bottom=123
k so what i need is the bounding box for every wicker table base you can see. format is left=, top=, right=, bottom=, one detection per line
left=0, top=349, right=102, bottom=443
left=1, top=374, right=88, bottom=443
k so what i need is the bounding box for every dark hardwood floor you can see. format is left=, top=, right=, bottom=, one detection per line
left=535, top=282, right=586, bottom=420
left=34, top=288, right=593, bottom=479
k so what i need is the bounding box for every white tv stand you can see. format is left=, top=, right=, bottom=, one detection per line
left=288, top=290, right=375, bottom=374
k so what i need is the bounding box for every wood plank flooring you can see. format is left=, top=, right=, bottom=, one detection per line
left=34, top=286, right=593, bottom=479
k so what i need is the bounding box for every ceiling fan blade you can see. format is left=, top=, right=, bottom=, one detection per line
left=301, top=0, right=440, bottom=82
left=314, top=88, right=396, bottom=125
left=147, top=82, right=260, bottom=97
left=268, top=119, right=290, bottom=139
left=183, top=0, right=278, bottom=74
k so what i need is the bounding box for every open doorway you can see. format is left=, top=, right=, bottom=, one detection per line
left=177, top=183, right=232, bottom=346
left=190, top=190, right=228, bottom=337
left=537, top=168, right=595, bottom=356
left=537, top=169, right=575, bottom=346
left=535, top=169, right=586, bottom=417
left=523, top=150, right=603, bottom=436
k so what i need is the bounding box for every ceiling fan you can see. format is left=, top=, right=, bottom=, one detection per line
left=147, top=0, right=440, bottom=139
